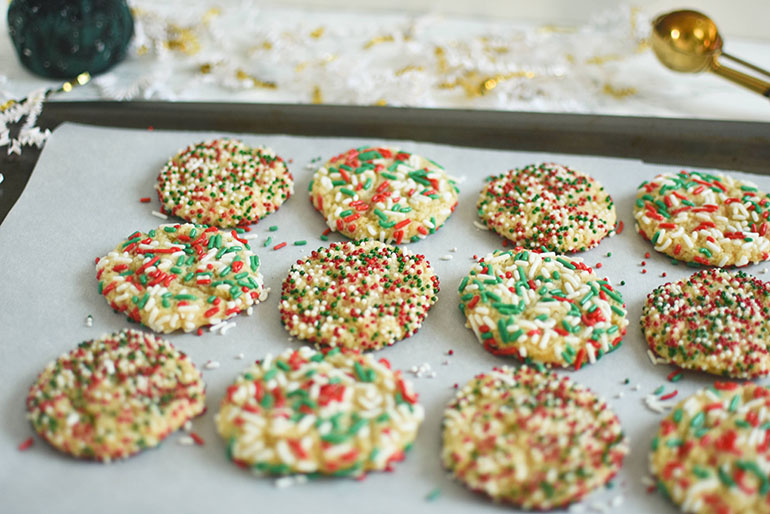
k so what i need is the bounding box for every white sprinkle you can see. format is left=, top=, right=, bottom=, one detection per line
left=647, top=349, right=661, bottom=365
left=472, top=220, right=488, bottom=231
left=183, top=421, right=192, bottom=432
left=633, top=384, right=641, bottom=391
left=590, top=501, right=610, bottom=513
left=644, top=394, right=673, bottom=413
left=450, top=247, right=457, bottom=252
left=244, top=233, right=260, bottom=240
left=615, top=392, right=624, bottom=399
left=85, top=314, right=93, bottom=327
left=235, top=353, right=245, bottom=360
left=274, top=475, right=308, bottom=488
left=641, top=475, right=656, bottom=487
left=439, top=255, right=453, bottom=261
left=610, top=495, right=624, bottom=508
left=763, top=268, right=769, bottom=274
left=178, top=436, right=196, bottom=446
left=151, top=210, right=168, bottom=220
left=204, top=360, right=220, bottom=370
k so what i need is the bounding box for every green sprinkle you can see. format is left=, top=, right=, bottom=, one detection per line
left=294, top=240, right=307, bottom=246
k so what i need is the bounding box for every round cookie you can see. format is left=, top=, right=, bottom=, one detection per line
left=442, top=366, right=628, bottom=509
left=216, top=346, right=424, bottom=477
left=279, top=239, right=439, bottom=351
left=477, top=163, right=617, bottom=252
left=96, top=223, right=266, bottom=333
left=155, top=138, right=294, bottom=228
left=641, top=268, right=770, bottom=379
left=459, top=248, right=628, bottom=369
left=309, top=146, right=459, bottom=244
left=634, top=170, right=770, bottom=267
left=26, top=329, right=205, bottom=462
left=650, top=382, right=770, bottom=513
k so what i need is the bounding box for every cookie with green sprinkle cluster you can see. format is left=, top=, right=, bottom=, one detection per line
left=650, top=382, right=770, bottom=513
left=26, top=329, right=205, bottom=462
left=641, top=268, right=770, bottom=378
left=459, top=249, right=628, bottom=369
left=477, top=163, right=616, bottom=252
left=442, top=365, right=627, bottom=509
left=634, top=170, right=770, bottom=267
left=155, top=138, right=294, bottom=228
left=216, top=346, right=423, bottom=478
left=279, top=239, right=439, bottom=351
left=309, top=146, right=459, bottom=244
left=96, top=223, right=265, bottom=333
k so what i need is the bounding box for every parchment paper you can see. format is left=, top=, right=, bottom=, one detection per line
left=2, top=123, right=769, bottom=514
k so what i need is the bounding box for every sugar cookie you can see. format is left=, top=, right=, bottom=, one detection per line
left=634, top=170, right=770, bottom=266
left=26, top=329, right=205, bottom=462
left=459, top=249, right=628, bottom=369
left=650, top=382, right=770, bottom=513
left=216, top=346, right=423, bottom=477
left=155, top=138, right=294, bottom=228
left=279, top=239, right=439, bottom=351
left=96, top=223, right=265, bottom=333
left=309, top=146, right=459, bottom=244
left=477, top=163, right=616, bottom=252
left=442, top=366, right=627, bottom=509
left=642, top=268, right=770, bottom=379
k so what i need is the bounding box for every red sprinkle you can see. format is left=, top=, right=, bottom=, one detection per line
left=139, top=197, right=151, bottom=203
left=18, top=437, right=34, bottom=451
left=273, top=242, right=288, bottom=250
left=660, top=390, right=678, bottom=401
left=189, top=432, right=205, bottom=446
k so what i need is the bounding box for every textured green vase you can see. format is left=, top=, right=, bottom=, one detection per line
left=7, top=0, right=134, bottom=78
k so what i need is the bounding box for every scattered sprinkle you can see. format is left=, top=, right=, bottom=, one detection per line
left=425, top=488, right=442, bottom=502
left=85, top=314, right=93, bottom=327
left=275, top=475, right=309, bottom=488
left=151, top=210, right=168, bottom=220
left=178, top=436, right=195, bottom=446
left=269, top=226, right=279, bottom=232
left=439, top=255, right=453, bottom=261
left=273, top=242, right=288, bottom=250
left=204, top=360, right=220, bottom=370
left=18, top=437, right=34, bottom=451
left=235, top=353, right=245, bottom=360
left=189, top=432, right=205, bottom=446
left=450, top=247, right=458, bottom=252
left=472, top=220, right=488, bottom=231
left=140, top=197, right=151, bottom=203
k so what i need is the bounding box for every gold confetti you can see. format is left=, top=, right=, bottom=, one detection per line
left=312, top=85, right=323, bottom=104
left=310, top=26, right=325, bottom=39
left=235, top=69, right=277, bottom=89
left=364, top=34, right=395, bottom=49
left=602, top=83, right=637, bottom=98
left=434, top=46, right=449, bottom=73
left=165, top=25, right=201, bottom=55
left=441, top=70, right=537, bottom=97
left=374, top=98, right=388, bottom=106
left=199, top=63, right=213, bottom=74
left=202, top=7, right=221, bottom=25
left=395, top=65, right=424, bottom=76
left=586, top=54, right=624, bottom=65
left=538, top=24, right=578, bottom=34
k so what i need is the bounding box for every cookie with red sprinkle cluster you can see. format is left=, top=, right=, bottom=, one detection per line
left=216, top=346, right=423, bottom=477
left=650, top=382, right=770, bottom=513
left=442, top=366, right=628, bottom=509
left=309, top=146, right=459, bottom=244
left=26, top=329, right=205, bottom=462
left=279, top=239, right=439, bottom=351
left=459, top=249, right=628, bottom=369
left=477, top=163, right=616, bottom=252
left=634, top=170, right=770, bottom=266
left=155, top=138, right=294, bottom=228
left=642, top=268, right=770, bottom=379
left=96, top=223, right=266, bottom=333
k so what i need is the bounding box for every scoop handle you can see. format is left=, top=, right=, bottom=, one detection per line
left=710, top=59, right=770, bottom=98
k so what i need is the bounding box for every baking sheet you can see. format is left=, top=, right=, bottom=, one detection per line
left=2, top=122, right=769, bottom=514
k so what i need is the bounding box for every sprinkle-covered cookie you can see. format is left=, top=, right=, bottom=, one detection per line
left=459, top=249, right=628, bottom=369
left=96, top=223, right=266, bottom=333
left=442, top=366, right=627, bottom=509
left=634, top=170, right=770, bottom=266
left=26, top=329, right=205, bottom=462
left=279, top=239, right=439, bottom=351
left=216, top=346, right=423, bottom=477
left=650, top=382, right=770, bottom=513
left=309, top=146, right=459, bottom=244
left=641, top=268, right=770, bottom=379
left=155, top=138, right=294, bottom=228
left=477, top=163, right=616, bottom=252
